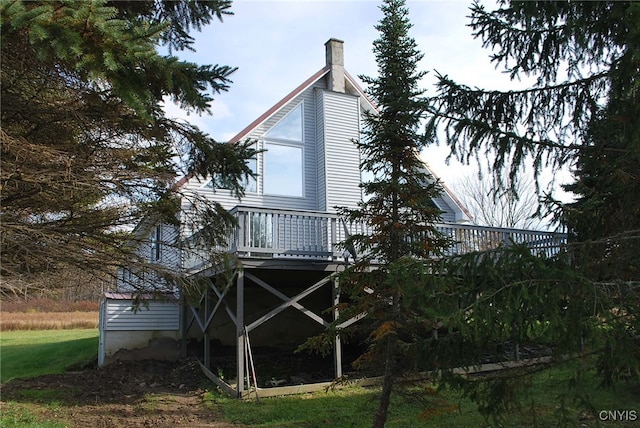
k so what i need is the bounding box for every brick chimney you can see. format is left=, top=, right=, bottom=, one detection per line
left=325, top=38, right=345, bottom=93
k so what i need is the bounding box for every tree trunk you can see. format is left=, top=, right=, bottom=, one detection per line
left=373, top=337, right=395, bottom=428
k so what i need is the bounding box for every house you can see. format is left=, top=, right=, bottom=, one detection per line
left=99, top=39, right=566, bottom=397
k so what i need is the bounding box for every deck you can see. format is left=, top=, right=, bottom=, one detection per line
left=182, top=205, right=567, bottom=397
left=182, top=205, right=567, bottom=273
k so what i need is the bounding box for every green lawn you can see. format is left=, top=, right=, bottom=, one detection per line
left=207, top=362, right=640, bottom=427
left=1, top=329, right=99, bottom=427
left=1, top=329, right=638, bottom=427
left=0, top=329, right=98, bottom=383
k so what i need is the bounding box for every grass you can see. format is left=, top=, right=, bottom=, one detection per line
left=1, top=299, right=99, bottom=331
left=208, top=386, right=384, bottom=427
left=1, top=329, right=98, bottom=428
left=1, top=328, right=638, bottom=427
left=206, top=362, right=640, bottom=427
left=0, top=329, right=98, bottom=382
left=0, top=388, right=68, bottom=426
left=0, top=312, right=98, bottom=331
left=207, top=385, right=470, bottom=427
left=0, top=401, right=68, bottom=428
left=1, top=299, right=99, bottom=313
left=206, top=386, right=488, bottom=427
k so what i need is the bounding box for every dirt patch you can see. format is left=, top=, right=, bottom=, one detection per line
left=1, top=358, right=244, bottom=427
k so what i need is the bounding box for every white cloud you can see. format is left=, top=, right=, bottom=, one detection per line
left=209, top=99, right=232, bottom=122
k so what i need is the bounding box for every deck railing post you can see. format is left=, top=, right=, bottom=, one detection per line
left=272, top=212, right=278, bottom=250
left=330, top=218, right=337, bottom=259
left=503, top=230, right=510, bottom=247
left=236, top=210, right=244, bottom=253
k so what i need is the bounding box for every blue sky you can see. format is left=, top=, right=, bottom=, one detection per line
left=166, top=0, right=570, bottom=196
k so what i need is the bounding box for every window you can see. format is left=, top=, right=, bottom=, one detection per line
left=150, top=225, right=161, bottom=261
left=265, top=104, right=303, bottom=141
left=264, top=144, right=303, bottom=197
left=263, top=103, right=304, bottom=197
left=243, top=157, right=258, bottom=193
left=248, top=212, right=273, bottom=248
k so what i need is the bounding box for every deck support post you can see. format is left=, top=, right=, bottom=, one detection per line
left=236, top=270, right=245, bottom=398
left=204, top=287, right=211, bottom=370
left=333, top=276, right=343, bottom=378
left=180, top=294, right=188, bottom=359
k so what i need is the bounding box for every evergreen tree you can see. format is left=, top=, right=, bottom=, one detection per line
left=428, top=1, right=639, bottom=265
left=302, top=1, right=449, bottom=426
left=427, top=0, right=639, bottom=418
left=563, top=107, right=640, bottom=282
left=0, top=1, right=256, bottom=288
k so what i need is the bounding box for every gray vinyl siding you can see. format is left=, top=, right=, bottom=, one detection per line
left=103, top=299, right=180, bottom=331
left=315, top=89, right=327, bottom=211
left=432, top=196, right=456, bottom=223
left=177, top=74, right=471, bottom=255
left=116, top=223, right=180, bottom=291
left=321, top=91, right=362, bottom=212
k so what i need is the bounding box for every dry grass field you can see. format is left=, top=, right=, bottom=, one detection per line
left=0, top=311, right=98, bottom=331
left=0, top=298, right=99, bottom=331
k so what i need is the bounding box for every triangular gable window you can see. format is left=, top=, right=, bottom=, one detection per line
left=265, top=103, right=303, bottom=141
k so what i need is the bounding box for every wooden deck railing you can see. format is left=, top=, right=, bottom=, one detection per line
left=182, top=206, right=567, bottom=272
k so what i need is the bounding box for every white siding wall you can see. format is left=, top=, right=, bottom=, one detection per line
left=315, top=89, right=327, bottom=211
left=321, top=91, right=362, bottom=212
left=99, top=297, right=181, bottom=366
left=156, top=224, right=181, bottom=269
left=177, top=76, right=469, bottom=251
left=103, top=299, right=180, bottom=331
left=432, top=196, right=457, bottom=223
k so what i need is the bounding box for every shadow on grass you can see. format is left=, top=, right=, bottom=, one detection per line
left=205, top=385, right=467, bottom=428
left=1, top=336, right=98, bottom=383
